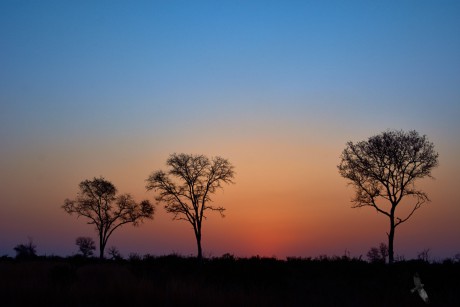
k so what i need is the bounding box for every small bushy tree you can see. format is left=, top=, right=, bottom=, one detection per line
left=14, top=238, right=37, bottom=259
left=75, top=237, right=96, bottom=257
left=108, top=246, right=122, bottom=260
left=63, top=177, right=155, bottom=258
left=367, top=243, right=388, bottom=263
left=417, top=248, right=431, bottom=262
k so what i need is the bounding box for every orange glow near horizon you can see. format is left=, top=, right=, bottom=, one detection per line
left=1, top=131, right=458, bottom=260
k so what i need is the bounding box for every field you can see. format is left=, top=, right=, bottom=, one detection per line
left=0, top=255, right=458, bottom=306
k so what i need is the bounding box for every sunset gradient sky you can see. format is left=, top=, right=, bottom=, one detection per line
left=1, top=1, right=459, bottom=260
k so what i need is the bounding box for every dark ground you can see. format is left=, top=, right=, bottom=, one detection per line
left=0, top=254, right=458, bottom=306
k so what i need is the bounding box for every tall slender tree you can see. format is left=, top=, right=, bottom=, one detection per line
left=338, top=130, right=438, bottom=263
left=146, top=153, right=235, bottom=260
left=63, top=177, right=155, bottom=259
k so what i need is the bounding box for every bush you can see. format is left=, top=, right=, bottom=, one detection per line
left=14, top=239, right=37, bottom=259
left=75, top=237, right=96, bottom=258
left=367, top=243, right=388, bottom=263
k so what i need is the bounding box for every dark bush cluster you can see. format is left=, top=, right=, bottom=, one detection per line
left=0, top=255, right=458, bottom=306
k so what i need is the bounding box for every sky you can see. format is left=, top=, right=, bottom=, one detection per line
left=1, top=0, right=459, bottom=260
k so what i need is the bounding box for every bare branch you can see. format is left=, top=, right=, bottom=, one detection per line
left=395, top=192, right=428, bottom=227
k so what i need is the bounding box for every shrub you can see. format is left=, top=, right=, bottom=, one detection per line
left=14, top=239, right=37, bottom=259
left=75, top=237, right=96, bottom=258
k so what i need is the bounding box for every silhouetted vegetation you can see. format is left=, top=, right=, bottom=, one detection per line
left=13, top=238, right=37, bottom=259
left=0, top=254, right=458, bottom=306
left=418, top=248, right=432, bottom=263
left=107, top=246, right=122, bottom=260
left=367, top=243, right=389, bottom=264
left=146, top=153, right=235, bottom=260
left=338, top=130, right=439, bottom=263
left=62, top=177, right=155, bottom=259
left=75, top=237, right=95, bottom=258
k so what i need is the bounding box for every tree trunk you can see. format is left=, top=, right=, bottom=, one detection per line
left=99, top=244, right=105, bottom=259
left=195, top=230, right=202, bottom=261
left=99, top=233, right=105, bottom=259
left=388, top=215, right=395, bottom=264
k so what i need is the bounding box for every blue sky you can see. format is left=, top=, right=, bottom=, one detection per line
left=1, top=1, right=459, bottom=258
left=2, top=1, right=459, bottom=141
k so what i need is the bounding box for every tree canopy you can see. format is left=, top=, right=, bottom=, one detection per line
left=338, top=130, right=439, bottom=263
left=63, top=177, right=155, bottom=258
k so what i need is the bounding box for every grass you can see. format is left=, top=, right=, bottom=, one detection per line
left=0, top=254, right=458, bottom=306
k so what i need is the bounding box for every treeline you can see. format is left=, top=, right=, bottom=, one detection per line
left=1, top=254, right=459, bottom=306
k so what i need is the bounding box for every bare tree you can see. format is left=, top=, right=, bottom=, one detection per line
left=63, top=177, right=155, bottom=259
left=146, top=153, right=235, bottom=260
left=75, top=236, right=96, bottom=257
left=338, top=130, right=438, bottom=264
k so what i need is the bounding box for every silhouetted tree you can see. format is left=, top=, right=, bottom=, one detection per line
left=367, top=247, right=382, bottom=263
left=107, top=246, right=122, bottom=260
left=146, top=153, right=235, bottom=260
left=379, top=242, right=389, bottom=262
left=367, top=243, right=388, bottom=263
left=338, top=130, right=438, bottom=263
left=63, top=177, right=155, bottom=259
left=417, top=248, right=431, bottom=262
left=14, top=238, right=37, bottom=259
left=75, top=236, right=96, bottom=257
